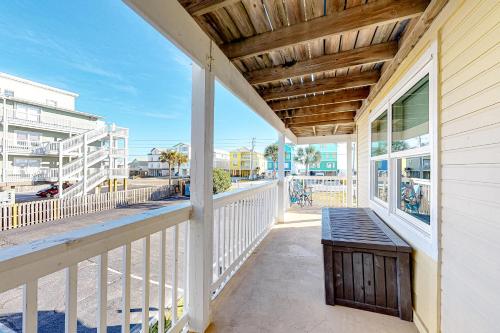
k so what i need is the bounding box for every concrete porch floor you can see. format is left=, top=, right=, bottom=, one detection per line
left=207, top=209, right=418, bottom=333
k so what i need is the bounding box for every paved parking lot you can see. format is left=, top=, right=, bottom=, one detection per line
left=0, top=197, right=189, bottom=333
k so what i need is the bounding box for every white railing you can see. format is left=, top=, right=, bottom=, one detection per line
left=4, top=139, right=59, bottom=155
left=87, top=147, right=109, bottom=165
left=62, top=181, right=84, bottom=198
left=288, top=175, right=350, bottom=208
left=62, top=135, right=84, bottom=152
left=5, top=168, right=58, bottom=182
left=111, top=168, right=128, bottom=178
left=0, top=185, right=174, bottom=231
left=87, top=125, right=109, bottom=142
left=62, top=157, right=85, bottom=178
left=4, top=106, right=98, bottom=132
left=0, top=181, right=281, bottom=332
left=110, top=147, right=127, bottom=156
left=86, top=169, right=108, bottom=190
left=0, top=202, right=191, bottom=333
left=113, top=126, right=129, bottom=137
left=211, top=180, right=278, bottom=296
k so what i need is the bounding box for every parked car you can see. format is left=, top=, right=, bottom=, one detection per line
left=36, top=182, right=71, bottom=198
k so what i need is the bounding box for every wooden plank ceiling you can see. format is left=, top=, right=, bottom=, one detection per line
left=178, top=0, right=432, bottom=137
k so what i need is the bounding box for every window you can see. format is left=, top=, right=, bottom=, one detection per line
left=371, top=111, right=388, bottom=156
left=14, top=158, right=41, bottom=168
left=392, top=76, right=429, bottom=152
left=397, top=156, right=431, bottom=224
left=373, top=160, right=388, bottom=203
left=368, top=43, right=437, bottom=259
left=4, top=89, right=14, bottom=97
left=15, top=103, right=41, bottom=121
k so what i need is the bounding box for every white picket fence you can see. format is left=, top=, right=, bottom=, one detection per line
left=0, top=185, right=173, bottom=231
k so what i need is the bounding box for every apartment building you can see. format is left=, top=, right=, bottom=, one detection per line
left=0, top=72, right=128, bottom=197
left=229, top=147, right=267, bottom=177
left=148, top=143, right=229, bottom=177
left=265, top=143, right=294, bottom=177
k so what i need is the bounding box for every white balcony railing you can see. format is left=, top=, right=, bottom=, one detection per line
left=287, top=175, right=351, bottom=208
left=212, top=180, right=278, bottom=296
left=3, top=106, right=99, bottom=132
left=0, top=180, right=279, bottom=332
left=0, top=202, right=192, bottom=333
left=4, top=168, right=58, bottom=182
left=110, top=168, right=128, bottom=178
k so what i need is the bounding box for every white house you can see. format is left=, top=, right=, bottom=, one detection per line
left=0, top=72, right=128, bottom=197
left=148, top=143, right=229, bottom=177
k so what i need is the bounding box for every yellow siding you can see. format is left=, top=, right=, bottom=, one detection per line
left=439, top=1, right=500, bottom=333
left=355, top=1, right=500, bottom=332
left=356, top=111, right=369, bottom=207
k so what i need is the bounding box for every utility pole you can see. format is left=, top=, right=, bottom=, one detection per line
left=249, top=137, right=255, bottom=180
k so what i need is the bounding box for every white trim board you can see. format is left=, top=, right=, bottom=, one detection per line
left=123, top=0, right=297, bottom=143
left=366, top=42, right=439, bottom=260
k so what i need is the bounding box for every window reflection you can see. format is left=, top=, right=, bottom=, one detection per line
left=397, top=156, right=431, bottom=224
left=374, top=160, right=388, bottom=202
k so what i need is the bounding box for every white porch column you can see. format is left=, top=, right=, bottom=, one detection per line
left=277, top=133, right=285, bottom=223
left=2, top=98, right=8, bottom=183
left=83, top=133, right=88, bottom=195
left=58, top=142, right=63, bottom=197
left=346, top=136, right=353, bottom=207
left=188, top=63, right=214, bottom=332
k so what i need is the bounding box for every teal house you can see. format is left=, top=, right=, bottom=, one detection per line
left=308, top=144, right=338, bottom=175
left=266, top=144, right=293, bottom=176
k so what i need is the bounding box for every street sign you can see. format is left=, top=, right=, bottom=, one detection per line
left=0, top=190, right=15, bottom=205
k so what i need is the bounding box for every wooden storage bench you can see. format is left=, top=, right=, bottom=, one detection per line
left=321, top=208, right=412, bottom=321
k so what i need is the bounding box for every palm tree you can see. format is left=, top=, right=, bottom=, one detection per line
left=294, top=145, right=321, bottom=175
left=176, top=152, right=189, bottom=178
left=159, top=150, right=177, bottom=185
left=264, top=143, right=279, bottom=178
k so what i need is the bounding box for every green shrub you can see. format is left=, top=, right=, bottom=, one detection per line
left=213, top=168, right=231, bottom=194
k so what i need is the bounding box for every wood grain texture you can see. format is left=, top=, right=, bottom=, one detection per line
left=261, top=70, right=379, bottom=100
left=184, top=0, right=241, bottom=16
left=276, top=101, right=361, bottom=119
left=246, top=42, right=397, bottom=84
left=356, top=0, right=449, bottom=120
left=221, top=0, right=427, bottom=59
left=286, top=112, right=356, bottom=128
left=269, top=87, right=369, bottom=111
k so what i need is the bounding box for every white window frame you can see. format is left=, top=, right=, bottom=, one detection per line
left=368, top=42, right=439, bottom=260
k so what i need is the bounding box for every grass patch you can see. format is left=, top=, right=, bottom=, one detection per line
left=149, top=298, right=184, bottom=333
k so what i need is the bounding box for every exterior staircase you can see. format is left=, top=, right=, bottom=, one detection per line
left=56, top=124, right=128, bottom=198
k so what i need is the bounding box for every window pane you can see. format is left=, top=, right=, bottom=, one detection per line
left=392, top=76, right=429, bottom=152
left=371, top=111, right=388, bottom=156
left=398, top=156, right=431, bottom=224
left=373, top=160, right=388, bottom=202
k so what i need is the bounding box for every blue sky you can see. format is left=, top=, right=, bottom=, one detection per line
left=0, top=1, right=278, bottom=158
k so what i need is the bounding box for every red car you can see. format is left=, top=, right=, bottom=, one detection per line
left=36, top=183, right=71, bottom=198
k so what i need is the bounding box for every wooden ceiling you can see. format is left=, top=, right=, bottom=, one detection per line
left=178, top=0, right=438, bottom=137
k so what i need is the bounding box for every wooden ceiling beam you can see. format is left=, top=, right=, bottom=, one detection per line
left=246, top=42, right=397, bottom=85
left=276, top=101, right=362, bottom=119
left=184, top=0, right=240, bottom=16
left=269, top=87, right=369, bottom=111
left=288, top=119, right=355, bottom=129
left=356, top=0, right=449, bottom=120
left=221, top=0, right=428, bottom=60
left=261, top=70, right=379, bottom=101
left=285, top=112, right=356, bottom=128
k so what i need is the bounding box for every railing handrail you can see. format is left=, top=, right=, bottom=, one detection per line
left=213, top=180, right=278, bottom=208
left=290, top=175, right=345, bottom=180
left=0, top=202, right=192, bottom=293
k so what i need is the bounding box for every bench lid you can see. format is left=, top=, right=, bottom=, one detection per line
left=321, top=208, right=411, bottom=253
